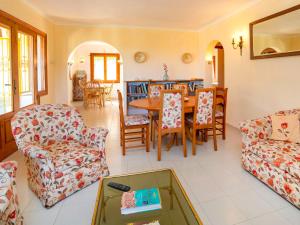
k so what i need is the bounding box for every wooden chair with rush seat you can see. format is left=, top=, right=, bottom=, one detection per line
left=154, top=89, right=186, bottom=161
left=173, top=83, right=189, bottom=96
left=117, top=90, right=150, bottom=155
left=185, top=87, right=217, bottom=155
left=148, top=84, right=165, bottom=145
left=215, top=87, right=228, bottom=139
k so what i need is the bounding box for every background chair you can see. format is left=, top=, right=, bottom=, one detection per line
left=148, top=84, right=165, bottom=144
left=117, top=90, right=150, bottom=155
left=185, top=88, right=217, bottom=155
left=11, top=104, right=109, bottom=208
left=215, top=87, right=228, bottom=139
left=173, top=83, right=189, bottom=96
left=0, top=161, right=23, bottom=225
left=154, top=90, right=186, bottom=161
left=104, top=83, right=114, bottom=104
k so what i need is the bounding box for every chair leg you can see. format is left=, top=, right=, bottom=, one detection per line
left=182, top=130, right=187, bottom=158
left=142, top=128, right=145, bottom=144
left=192, top=128, right=196, bottom=155
left=146, top=125, right=150, bottom=152
left=153, top=125, right=156, bottom=149
left=222, top=117, right=226, bottom=140
left=157, top=132, right=162, bottom=161
left=212, top=126, right=217, bottom=151
left=122, top=129, right=126, bottom=155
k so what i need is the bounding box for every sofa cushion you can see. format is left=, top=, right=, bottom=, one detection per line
left=43, top=140, right=102, bottom=173
left=250, top=140, right=300, bottom=181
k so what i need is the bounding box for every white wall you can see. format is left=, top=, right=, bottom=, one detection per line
left=199, top=0, right=300, bottom=128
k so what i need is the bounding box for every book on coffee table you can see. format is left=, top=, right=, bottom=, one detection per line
left=127, top=221, right=160, bottom=225
left=121, top=187, right=161, bottom=215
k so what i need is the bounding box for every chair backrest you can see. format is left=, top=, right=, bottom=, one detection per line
left=11, top=104, right=85, bottom=150
left=216, top=87, right=228, bottom=116
left=148, top=84, right=165, bottom=98
left=78, top=79, right=86, bottom=89
left=159, top=90, right=184, bottom=131
left=173, top=83, right=188, bottom=96
left=194, top=88, right=216, bottom=126
left=117, top=90, right=125, bottom=126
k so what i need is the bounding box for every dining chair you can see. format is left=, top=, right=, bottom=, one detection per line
left=154, top=90, right=186, bottom=161
left=104, top=83, right=114, bottom=104
left=215, top=87, right=228, bottom=139
left=173, top=83, right=189, bottom=96
left=185, top=87, right=217, bottom=155
left=148, top=84, right=165, bottom=143
left=117, top=90, right=150, bottom=155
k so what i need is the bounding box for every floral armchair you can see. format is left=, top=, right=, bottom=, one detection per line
left=0, top=161, right=22, bottom=225
left=240, top=109, right=300, bottom=208
left=11, top=104, right=110, bottom=208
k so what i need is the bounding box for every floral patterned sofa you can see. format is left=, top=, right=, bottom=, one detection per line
left=0, top=161, right=22, bottom=225
left=240, top=109, right=300, bottom=208
left=11, top=104, right=110, bottom=208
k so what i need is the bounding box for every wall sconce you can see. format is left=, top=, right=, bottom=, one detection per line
left=79, top=57, right=85, bottom=64
left=232, top=36, right=243, bottom=56
left=205, top=54, right=213, bottom=64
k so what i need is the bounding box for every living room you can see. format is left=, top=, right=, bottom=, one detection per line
left=0, top=0, right=299, bottom=225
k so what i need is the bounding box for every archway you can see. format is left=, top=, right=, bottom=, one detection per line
left=67, top=41, right=123, bottom=103
left=206, top=40, right=225, bottom=87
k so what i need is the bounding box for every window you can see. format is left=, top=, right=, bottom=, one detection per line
left=0, top=9, right=47, bottom=115
left=90, top=53, right=120, bottom=83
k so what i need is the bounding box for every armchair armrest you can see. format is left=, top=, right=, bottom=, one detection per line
left=240, top=116, right=272, bottom=150
left=81, top=127, right=109, bottom=149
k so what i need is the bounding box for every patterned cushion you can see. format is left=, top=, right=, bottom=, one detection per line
left=125, top=115, right=149, bottom=126
left=196, top=91, right=214, bottom=125
left=149, top=85, right=164, bottom=98
left=162, top=93, right=182, bottom=129
left=42, top=140, right=103, bottom=172
left=173, top=84, right=188, bottom=96
left=249, top=140, right=300, bottom=181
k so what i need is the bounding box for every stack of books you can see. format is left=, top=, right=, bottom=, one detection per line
left=121, top=187, right=161, bottom=215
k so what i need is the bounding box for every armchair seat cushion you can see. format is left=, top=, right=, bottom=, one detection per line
left=45, top=140, right=103, bottom=172
left=249, top=139, right=300, bottom=181
left=124, top=115, right=149, bottom=126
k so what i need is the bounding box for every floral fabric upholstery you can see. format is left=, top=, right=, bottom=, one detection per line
left=240, top=109, right=300, bottom=208
left=162, top=93, right=182, bottom=129
left=11, top=104, right=109, bottom=207
left=173, top=84, right=188, bottom=96
left=0, top=161, right=22, bottom=225
left=149, top=85, right=164, bottom=98
left=124, top=115, right=149, bottom=126
left=196, top=91, right=214, bottom=125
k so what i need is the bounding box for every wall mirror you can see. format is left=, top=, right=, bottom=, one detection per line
left=250, top=5, right=300, bottom=59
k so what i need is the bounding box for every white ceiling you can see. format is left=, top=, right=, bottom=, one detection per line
left=23, top=0, right=258, bottom=30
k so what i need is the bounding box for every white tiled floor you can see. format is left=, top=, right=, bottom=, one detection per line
left=7, top=101, right=299, bottom=225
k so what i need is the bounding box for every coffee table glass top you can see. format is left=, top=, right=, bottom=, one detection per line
left=91, top=169, right=203, bottom=225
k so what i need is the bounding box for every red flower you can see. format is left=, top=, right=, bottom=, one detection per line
left=202, top=98, right=208, bottom=104
left=31, top=119, right=39, bottom=126
left=13, top=127, right=22, bottom=135
left=75, top=157, right=83, bottom=165
left=267, top=178, right=274, bottom=187
left=73, top=121, right=79, bottom=128
left=284, top=183, right=293, bottom=194
left=66, top=111, right=71, bottom=117
left=55, top=172, right=63, bottom=179
left=82, top=129, right=87, bottom=135
left=258, top=132, right=264, bottom=139
left=281, top=122, right=288, bottom=129
left=34, top=134, right=40, bottom=142
left=295, top=155, right=300, bottom=162
left=273, top=158, right=285, bottom=167
left=47, top=111, right=53, bottom=116
left=170, top=100, right=176, bottom=107
left=252, top=170, right=258, bottom=177
left=8, top=210, right=16, bottom=219
left=91, top=134, right=96, bottom=141
left=75, top=172, right=83, bottom=180
left=78, top=181, right=85, bottom=189
left=45, top=171, right=51, bottom=179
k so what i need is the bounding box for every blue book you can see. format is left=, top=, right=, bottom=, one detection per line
left=121, top=188, right=161, bottom=215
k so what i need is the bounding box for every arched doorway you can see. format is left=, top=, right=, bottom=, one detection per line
left=67, top=41, right=123, bottom=103
left=206, top=40, right=225, bottom=88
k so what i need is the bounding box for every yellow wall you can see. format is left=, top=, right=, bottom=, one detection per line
left=53, top=25, right=201, bottom=103
left=199, top=0, right=300, bottom=127
left=0, top=0, right=55, bottom=104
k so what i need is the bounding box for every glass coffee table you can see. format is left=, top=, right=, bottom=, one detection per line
left=91, top=169, right=203, bottom=225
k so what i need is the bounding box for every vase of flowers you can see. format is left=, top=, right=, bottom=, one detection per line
left=162, top=63, right=169, bottom=80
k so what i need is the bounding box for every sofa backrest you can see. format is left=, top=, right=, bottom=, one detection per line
left=11, top=104, right=86, bottom=149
